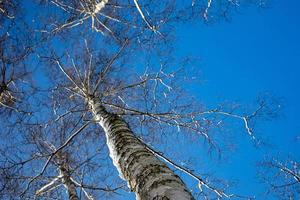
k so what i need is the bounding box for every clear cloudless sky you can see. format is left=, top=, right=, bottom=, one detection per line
left=173, top=0, right=300, bottom=199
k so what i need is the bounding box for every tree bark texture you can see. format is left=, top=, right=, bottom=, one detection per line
left=89, top=97, right=195, bottom=200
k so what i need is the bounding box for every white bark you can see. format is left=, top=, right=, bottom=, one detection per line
left=89, top=97, right=195, bottom=200
left=58, top=154, right=79, bottom=200
left=35, top=175, right=62, bottom=196
left=94, top=0, right=108, bottom=14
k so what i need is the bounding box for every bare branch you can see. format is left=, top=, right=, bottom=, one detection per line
left=93, top=38, right=129, bottom=95
left=21, top=121, right=91, bottom=196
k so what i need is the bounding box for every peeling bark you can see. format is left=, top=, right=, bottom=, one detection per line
left=89, top=97, right=195, bottom=200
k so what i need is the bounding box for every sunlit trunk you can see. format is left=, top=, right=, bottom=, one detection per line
left=89, top=97, right=195, bottom=200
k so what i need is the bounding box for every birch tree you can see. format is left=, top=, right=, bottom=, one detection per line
left=37, top=43, right=199, bottom=199
left=1, top=107, right=125, bottom=199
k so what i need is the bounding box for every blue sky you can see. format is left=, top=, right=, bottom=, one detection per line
left=173, top=0, right=300, bottom=199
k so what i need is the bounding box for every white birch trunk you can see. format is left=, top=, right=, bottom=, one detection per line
left=58, top=155, right=79, bottom=200
left=89, top=97, right=195, bottom=200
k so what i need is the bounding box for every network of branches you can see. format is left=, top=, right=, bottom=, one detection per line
left=1, top=0, right=296, bottom=200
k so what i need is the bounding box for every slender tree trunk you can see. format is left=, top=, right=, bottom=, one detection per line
left=89, top=97, right=195, bottom=200
left=35, top=149, right=79, bottom=199
left=58, top=154, right=79, bottom=200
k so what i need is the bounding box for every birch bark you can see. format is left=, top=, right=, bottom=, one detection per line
left=89, top=97, right=195, bottom=200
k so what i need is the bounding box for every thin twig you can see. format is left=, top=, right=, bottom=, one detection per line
left=93, top=38, right=129, bottom=94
